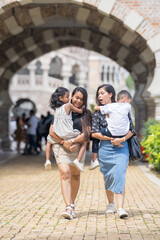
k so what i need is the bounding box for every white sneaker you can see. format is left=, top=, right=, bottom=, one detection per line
left=106, top=203, right=115, bottom=214
left=71, top=204, right=76, bottom=218
left=62, top=206, right=73, bottom=220
left=117, top=208, right=128, bottom=218
left=89, top=158, right=100, bottom=170
left=73, top=159, right=84, bottom=173
left=44, top=160, right=51, bottom=171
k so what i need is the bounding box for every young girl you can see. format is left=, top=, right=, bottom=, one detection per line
left=47, top=87, right=88, bottom=172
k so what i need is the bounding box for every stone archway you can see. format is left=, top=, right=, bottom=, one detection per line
left=0, top=0, right=159, bottom=150
left=12, top=98, right=36, bottom=118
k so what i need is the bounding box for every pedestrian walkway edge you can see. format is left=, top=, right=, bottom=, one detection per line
left=137, top=161, right=160, bottom=188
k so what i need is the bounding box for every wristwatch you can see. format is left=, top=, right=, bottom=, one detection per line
left=70, top=139, right=74, bottom=143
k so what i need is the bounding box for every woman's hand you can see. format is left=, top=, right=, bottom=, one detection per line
left=111, top=138, right=124, bottom=146
left=63, top=139, right=72, bottom=149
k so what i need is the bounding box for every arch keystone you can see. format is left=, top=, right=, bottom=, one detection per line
left=72, top=0, right=83, bottom=4
left=43, top=30, right=54, bottom=44
left=81, top=29, right=91, bottom=42
left=0, top=68, right=5, bottom=75
left=117, top=46, right=129, bottom=60
left=4, top=16, right=23, bottom=35
left=140, top=48, right=154, bottom=64
left=19, top=0, right=33, bottom=5
left=98, top=0, right=116, bottom=15
left=0, top=8, right=4, bottom=15
left=124, top=10, right=144, bottom=31
left=147, top=34, right=160, bottom=52
left=24, top=37, right=37, bottom=52
left=100, top=17, right=114, bottom=34
left=29, top=7, right=44, bottom=25
left=132, top=61, right=146, bottom=74
left=5, top=48, right=19, bottom=63
left=76, top=7, right=90, bottom=24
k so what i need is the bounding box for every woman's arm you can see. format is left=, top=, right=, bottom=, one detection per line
left=91, top=132, right=113, bottom=140
left=111, top=130, right=134, bottom=146
left=63, top=126, right=91, bottom=149
left=49, top=124, right=64, bottom=144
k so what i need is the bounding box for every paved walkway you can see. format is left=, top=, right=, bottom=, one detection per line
left=0, top=153, right=160, bottom=240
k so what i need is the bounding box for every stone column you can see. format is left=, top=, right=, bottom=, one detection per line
left=0, top=90, right=12, bottom=151
left=148, top=51, right=160, bottom=120
left=62, top=66, right=72, bottom=89
left=153, top=98, right=160, bottom=120
left=133, top=83, right=147, bottom=134
left=42, top=65, right=50, bottom=89
left=142, top=74, right=155, bottom=119
left=28, top=65, right=36, bottom=88
left=78, top=71, right=88, bottom=88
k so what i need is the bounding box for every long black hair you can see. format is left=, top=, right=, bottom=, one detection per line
left=72, top=87, right=91, bottom=139
left=96, top=84, right=116, bottom=105
left=49, top=87, right=69, bottom=110
left=71, top=87, right=88, bottom=111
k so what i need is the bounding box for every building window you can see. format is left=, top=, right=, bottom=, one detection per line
left=112, top=66, right=115, bottom=82
left=101, top=65, right=104, bottom=82
left=35, top=61, right=42, bottom=75
left=69, top=64, right=80, bottom=86
left=107, top=66, right=110, bottom=81
left=49, top=56, right=62, bottom=79
left=18, top=67, right=29, bottom=75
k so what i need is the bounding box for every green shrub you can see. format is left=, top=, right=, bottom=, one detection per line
left=141, top=123, right=160, bottom=170
left=141, top=118, right=159, bottom=142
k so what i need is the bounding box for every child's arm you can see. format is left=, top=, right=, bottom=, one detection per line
left=99, top=105, right=109, bottom=114
left=94, top=106, right=100, bottom=111
left=65, top=103, right=83, bottom=115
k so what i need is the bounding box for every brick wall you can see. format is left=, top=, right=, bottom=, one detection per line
left=117, top=0, right=160, bottom=32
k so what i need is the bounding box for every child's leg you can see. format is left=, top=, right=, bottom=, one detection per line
left=92, top=138, right=100, bottom=162
left=100, top=128, right=123, bottom=148
left=100, top=127, right=112, bottom=137
left=77, top=141, right=88, bottom=162
left=45, top=141, right=52, bottom=170
left=45, top=141, right=52, bottom=162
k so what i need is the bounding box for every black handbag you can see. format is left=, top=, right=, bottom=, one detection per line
left=127, top=136, right=142, bottom=161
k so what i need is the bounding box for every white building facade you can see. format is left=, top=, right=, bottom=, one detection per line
left=9, top=47, right=128, bottom=117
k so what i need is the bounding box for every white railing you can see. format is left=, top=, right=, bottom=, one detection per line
left=10, top=75, right=77, bottom=93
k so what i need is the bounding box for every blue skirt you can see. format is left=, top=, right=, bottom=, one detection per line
left=98, top=140, right=129, bottom=194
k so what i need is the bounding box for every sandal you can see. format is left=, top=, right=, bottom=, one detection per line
left=62, top=205, right=73, bottom=220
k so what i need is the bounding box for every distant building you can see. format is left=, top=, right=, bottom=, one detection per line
left=9, top=47, right=128, bottom=117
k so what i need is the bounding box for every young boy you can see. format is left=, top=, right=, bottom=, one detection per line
left=90, top=90, right=132, bottom=170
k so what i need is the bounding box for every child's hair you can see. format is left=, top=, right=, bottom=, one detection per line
left=117, top=90, right=132, bottom=101
left=49, top=87, right=69, bottom=110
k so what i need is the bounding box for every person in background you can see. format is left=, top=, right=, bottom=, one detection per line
left=14, top=116, right=24, bottom=154
left=26, top=110, right=39, bottom=155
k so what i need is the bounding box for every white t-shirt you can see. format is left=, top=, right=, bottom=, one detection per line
left=27, top=115, right=39, bottom=135
left=100, top=102, right=131, bottom=136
